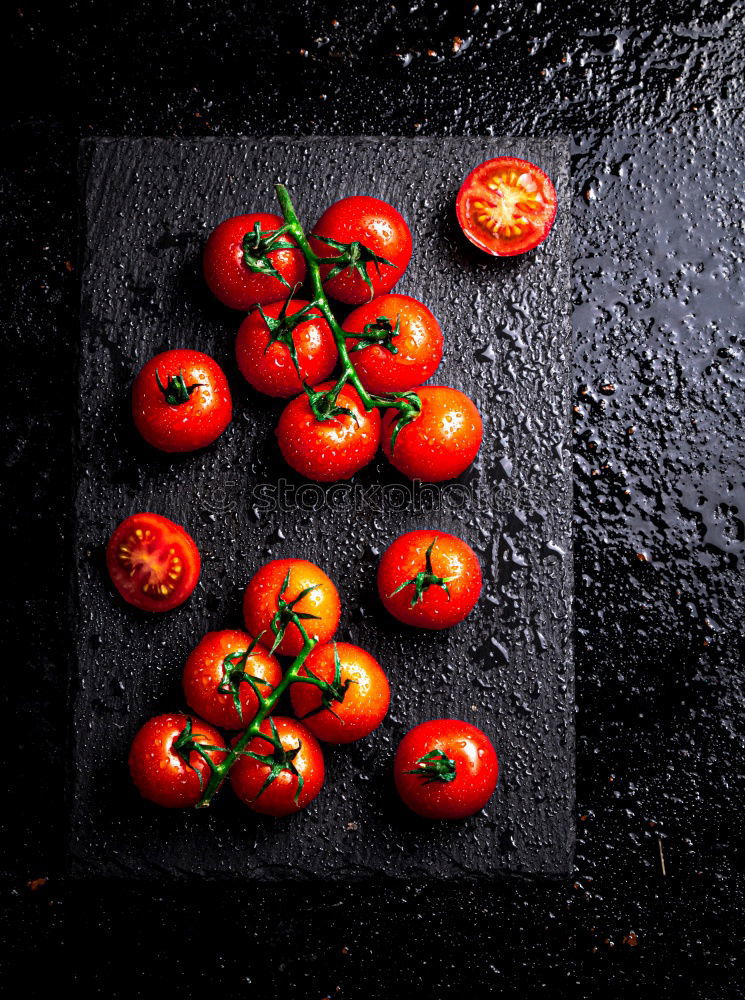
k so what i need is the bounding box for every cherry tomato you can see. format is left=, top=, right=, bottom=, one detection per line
left=106, top=512, right=200, bottom=612
left=394, top=719, right=499, bottom=820
left=183, top=630, right=283, bottom=730
left=128, top=713, right=227, bottom=808
left=131, top=349, right=232, bottom=453
left=456, top=156, right=557, bottom=257
left=276, top=381, right=381, bottom=482
left=203, top=212, right=306, bottom=310
left=382, top=386, right=482, bottom=482
left=377, top=530, right=482, bottom=629
left=290, top=641, right=390, bottom=744
left=235, top=298, right=337, bottom=398
left=230, top=716, right=325, bottom=816
left=343, top=294, right=443, bottom=394
left=309, top=196, right=412, bottom=305
left=243, top=558, right=341, bottom=658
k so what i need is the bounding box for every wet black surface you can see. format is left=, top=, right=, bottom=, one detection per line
left=2, top=0, right=743, bottom=995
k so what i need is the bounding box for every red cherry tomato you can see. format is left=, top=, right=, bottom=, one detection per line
left=343, top=294, right=443, bottom=394
left=128, top=713, right=227, bottom=808
left=183, top=630, right=283, bottom=730
left=456, top=156, right=557, bottom=256
left=275, top=381, right=381, bottom=482
left=230, top=716, right=325, bottom=816
left=235, top=299, right=337, bottom=398
left=131, top=349, right=232, bottom=453
left=394, top=719, right=499, bottom=819
left=290, top=641, right=390, bottom=744
left=106, top=512, right=200, bottom=612
left=309, top=196, right=412, bottom=305
left=243, top=558, right=341, bottom=658
left=382, top=386, right=482, bottom=482
left=203, top=212, right=306, bottom=310
left=377, top=530, right=482, bottom=629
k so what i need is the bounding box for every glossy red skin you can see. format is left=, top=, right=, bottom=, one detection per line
left=106, top=512, right=200, bottom=612
left=203, top=212, right=306, bottom=310
left=132, top=349, right=232, bottom=453
left=243, top=558, right=341, bottom=658
left=456, top=156, right=557, bottom=257
left=235, top=299, right=337, bottom=398
left=290, top=641, right=390, bottom=744
left=377, top=530, right=482, bottom=629
left=343, top=294, right=443, bottom=394
left=276, top=381, right=381, bottom=482
left=394, top=719, right=499, bottom=820
left=183, top=629, right=283, bottom=730
left=382, top=386, right=482, bottom=482
left=230, top=716, right=325, bottom=816
left=129, top=713, right=227, bottom=808
left=309, top=196, right=413, bottom=305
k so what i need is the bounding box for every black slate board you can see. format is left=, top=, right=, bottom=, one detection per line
left=71, top=136, right=573, bottom=879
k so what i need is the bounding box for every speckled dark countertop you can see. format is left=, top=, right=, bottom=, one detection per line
left=2, top=2, right=743, bottom=996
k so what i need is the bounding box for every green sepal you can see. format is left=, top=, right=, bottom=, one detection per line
left=155, top=370, right=204, bottom=406
left=403, top=749, right=457, bottom=784
left=311, top=233, right=396, bottom=300
left=389, top=538, right=459, bottom=607
left=241, top=221, right=296, bottom=287
left=348, top=314, right=401, bottom=355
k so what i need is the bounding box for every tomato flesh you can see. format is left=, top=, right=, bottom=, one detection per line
left=106, top=512, right=200, bottom=612
left=456, top=157, right=557, bottom=256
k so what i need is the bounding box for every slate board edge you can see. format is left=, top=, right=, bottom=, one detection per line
left=69, top=136, right=574, bottom=881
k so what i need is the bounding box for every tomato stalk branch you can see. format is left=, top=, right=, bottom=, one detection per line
left=273, top=184, right=421, bottom=441
left=195, top=616, right=319, bottom=808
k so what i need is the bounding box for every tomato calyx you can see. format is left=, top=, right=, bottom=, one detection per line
left=311, top=233, right=396, bottom=301
left=296, top=642, right=354, bottom=723
left=241, top=222, right=298, bottom=288
left=217, top=639, right=273, bottom=723
left=258, top=297, right=324, bottom=374
left=348, top=314, right=401, bottom=355
left=404, top=748, right=457, bottom=785
left=389, top=539, right=458, bottom=607
left=268, top=568, right=322, bottom=654
left=303, top=377, right=358, bottom=424
left=154, top=370, right=205, bottom=406
left=237, top=717, right=306, bottom=805
left=172, top=717, right=225, bottom=791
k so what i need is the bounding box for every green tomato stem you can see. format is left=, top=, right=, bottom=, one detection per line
left=195, top=618, right=318, bottom=808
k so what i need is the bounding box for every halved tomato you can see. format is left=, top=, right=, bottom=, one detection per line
left=456, top=156, right=557, bottom=256
left=106, top=512, right=200, bottom=612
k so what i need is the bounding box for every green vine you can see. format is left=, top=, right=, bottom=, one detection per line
left=272, top=184, right=422, bottom=447
left=184, top=570, right=340, bottom=809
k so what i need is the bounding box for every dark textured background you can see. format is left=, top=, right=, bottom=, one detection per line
left=1, top=0, right=743, bottom=995
left=73, top=136, right=572, bottom=879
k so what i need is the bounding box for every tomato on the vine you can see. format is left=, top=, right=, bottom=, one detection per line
left=382, top=386, right=482, bottom=482
left=310, top=196, right=412, bottom=305
left=230, top=716, right=325, bottom=816
left=183, top=630, right=283, bottom=730
left=276, top=381, right=381, bottom=482
left=377, top=530, right=482, bottom=629
left=394, top=719, right=499, bottom=820
left=290, top=641, right=390, bottom=744
left=243, top=558, right=341, bottom=658
left=235, top=298, right=337, bottom=398
left=129, top=713, right=227, bottom=808
left=343, top=294, right=443, bottom=394
left=131, top=349, right=232, bottom=453
left=106, top=512, right=200, bottom=612
left=203, top=212, right=306, bottom=310
left=456, top=157, right=557, bottom=257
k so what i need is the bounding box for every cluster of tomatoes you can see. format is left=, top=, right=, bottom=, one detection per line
left=119, top=515, right=498, bottom=818
left=116, top=158, right=559, bottom=822
left=132, top=192, right=484, bottom=483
